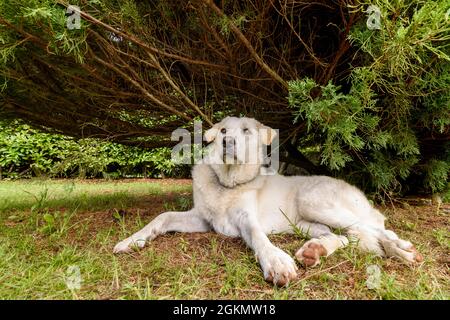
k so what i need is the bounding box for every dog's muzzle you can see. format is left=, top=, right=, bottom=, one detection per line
left=222, top=136, right=236, bottom=159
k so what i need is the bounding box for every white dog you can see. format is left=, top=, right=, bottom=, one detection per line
left=114, top=117, right=423, bottom=286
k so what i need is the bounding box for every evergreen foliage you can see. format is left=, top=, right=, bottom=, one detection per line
left=289, top=0, right=449, bottom=194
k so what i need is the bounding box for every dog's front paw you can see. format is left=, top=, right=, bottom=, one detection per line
left=259, top=247, right=298, bottom=287
left=113, top=235, right=147, bottom=254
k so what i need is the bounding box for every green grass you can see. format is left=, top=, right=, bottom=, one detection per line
left=442, top=187, right=450, bottom=202
left=0, top=178, right=448, bottom=299
left=0, top=178, right=190, bottom=213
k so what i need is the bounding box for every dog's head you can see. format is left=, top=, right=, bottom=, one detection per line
left=204, top=117, right=277, bottom=165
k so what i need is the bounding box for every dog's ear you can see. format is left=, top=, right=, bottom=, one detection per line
left=259, top=125, right=277, bottom=145
left=204, top=117, right=230, bottom=142
left=204, top=125, right=219, bottom=143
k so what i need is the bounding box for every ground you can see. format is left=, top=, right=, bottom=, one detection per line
left=0, top=179, right=448, bottom=299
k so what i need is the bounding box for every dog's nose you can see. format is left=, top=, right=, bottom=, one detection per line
left=222, top=136, right=235, bottom=147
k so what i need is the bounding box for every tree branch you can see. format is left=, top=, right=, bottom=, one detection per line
left=204, top=0, right=289, bottom=90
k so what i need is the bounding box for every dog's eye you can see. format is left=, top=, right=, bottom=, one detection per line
left=243, top=128, right=250, bottom=134
left=221, top=128, right=226, bottom=134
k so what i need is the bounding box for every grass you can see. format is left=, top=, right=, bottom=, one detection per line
left=0, top=178, right=448, bottom=299
left=0, top=178, right=190, bottom=212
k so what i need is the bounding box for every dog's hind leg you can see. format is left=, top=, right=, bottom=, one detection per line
left=113, top=209, right=211, bottom=253
left=346, top=225, right=423, bottom=263
left=345, top=224, right=385, bottom=256
left=377, top=229, right=423, bottom=263
left=294, top=220, right=349, bottom=267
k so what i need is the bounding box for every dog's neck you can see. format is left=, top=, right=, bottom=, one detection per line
left=210, top=163, right=261, bottom=188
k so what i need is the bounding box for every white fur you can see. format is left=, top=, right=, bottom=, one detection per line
left=114, top=117, right=422, bottom=286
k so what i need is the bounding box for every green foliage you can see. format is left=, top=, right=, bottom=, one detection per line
left=289, top=0, right=450, bottom=195
left=289, top=78, right=368, bottom=170
left=424, top=159, right=449, bottom=194
left=0, top=120, right=178, bottom=179
left=0, top=0, right=88, bottom=64
left=216, top=14, right=248, bottom=37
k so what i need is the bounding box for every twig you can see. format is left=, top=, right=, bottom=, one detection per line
left=292, top=260, right=350, bottom=287
left=56, top=0, right=227, bottom=71
left=204, top=0, right=289, bottom=90
left=92, top=54, right=192, bottom=122
left=233, top=287, right=274, bottom=294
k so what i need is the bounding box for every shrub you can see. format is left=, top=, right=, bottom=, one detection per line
left=0, top=120, right=181, bottom=179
